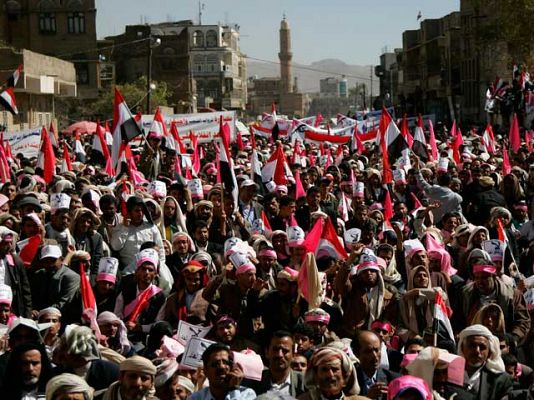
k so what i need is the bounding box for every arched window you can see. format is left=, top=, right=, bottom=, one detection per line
left=206, top=30, right=218, bottom=47
left=193, top=30, right=204, bottom=47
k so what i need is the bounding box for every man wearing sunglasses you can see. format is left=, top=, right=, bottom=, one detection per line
left=188, top=342, right=256, bottom=400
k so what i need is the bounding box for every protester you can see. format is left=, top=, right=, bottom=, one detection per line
left=0, top=86, right=533, bottom=400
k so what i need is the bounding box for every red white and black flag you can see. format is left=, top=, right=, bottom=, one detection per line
left=412, top=115, right=428, bottom=161
left=217, top=117, right=239, bottom=210
left=0, top=65, right=23, bottom=115
left=380, top=107, right=408, bottom=163
left=111, top=87, right=143, bottom=169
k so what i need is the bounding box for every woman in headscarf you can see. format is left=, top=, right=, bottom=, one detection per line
left=365, top=168, right=387, bottom=205
left=97, top=311, right=134, bottom=357
left=70, top=207, right=103, bottom=276
left=162, top=196, right=187, bottom=241
left=45, top=373, right=94, bottom=400
left=299, top=343, right=364, bottom=400
left=145, top=198, right=165, bottom=239
left=459, top=226, right=489, bottom=275
left=399, top=265, right=450, bottom=343
left=471, top=303, right=506, bottom=336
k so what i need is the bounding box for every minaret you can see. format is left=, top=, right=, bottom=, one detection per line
left=279, top=16, right=293, bottom=94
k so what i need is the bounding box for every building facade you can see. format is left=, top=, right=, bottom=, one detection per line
left=189, top=23, right=247, bottom=111
left=320, top=77, right=341, bottom=97
left=107, top=21, right=194, bottom=113
left=1, top=0, right=99, bottom=98
left=395, top=12, right=462, bottom=124
left=0, top=48, right=76, bottom=131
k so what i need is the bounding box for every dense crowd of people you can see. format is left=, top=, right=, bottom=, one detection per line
left=0, top=117, right=533, bottom=400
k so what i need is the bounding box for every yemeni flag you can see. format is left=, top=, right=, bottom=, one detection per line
left=451, top=121, right=464, bottom=164
left=400, top=114, right=414, bottom=148
left=502, top=142, right=512, bottom=175
left=36, top=127, right=56, bottom=183
left=412, top=115, right=428, bottom=161
left=317, top=218, right=348, bottom=259
left=0, top=145, right=10, bottom=184
left=351, top=125, right=365, bottom=154
left=270, top=103, right=280, bottom=142
left=482, top=124, right=496, bottom=154
left=80, top=262, right=101, bottom=338
left=294, top=170, right=306, bottom=199
left=190, top=131, right=200, bottom=176
left=18, top=235, right=41, bottom=266
left=433, top=290, right=455, bottom=344
left=428, top=119, right=439, bottom=161
left=111, top=87, right=143, bottom=169
left=48, top=122, right=58, bottom=148
left=261, top=144, right=288, bottom=186
left=148, top=107, right=168, bottom=139
left=92, top=122, right=113, bottom=173
left=509, top=113, right=521, bottom=153
left=60, top=143, right=72, bottom=173
left=378, top=107, right=403, bottom=184
left=250, top=133, right=264, bottom=193
left=0, top=65, right=23, bottom=115
left=217, top=117, right=238, bottom=209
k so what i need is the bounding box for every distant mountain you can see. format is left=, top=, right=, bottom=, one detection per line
left=247, top=58, right=378, bottom=95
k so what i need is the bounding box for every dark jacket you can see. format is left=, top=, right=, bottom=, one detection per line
left=465, top=366, right=513, bottom=400
left=3, top=254, right=32, bottom=317
left=470, top=189, right=506, bottom=225
left=456, top=279, right=531, bottom=344
left=356, top=366, right=399, bottom=396
left=73, top=231, right=104, bottom=276
left=29, top=265, right=80, bottom=314
left=54, top=359, right=120, bottom=391
left=243, top=369, right=305, bottom=397
left=295, top=203, right=337, bottom=232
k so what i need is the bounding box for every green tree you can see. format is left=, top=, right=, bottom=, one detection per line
left=56, top=76, right=170, bottom=128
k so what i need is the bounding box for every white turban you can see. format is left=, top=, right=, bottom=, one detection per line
left=306, top=343, right=360, bottom=396
left=45, top=373, right=94, bottom=400
left=457, top=324, right=504, bottom=373
left=154, top=358, right=179, bottom=388
left=96, top=312, right=131, bottom=355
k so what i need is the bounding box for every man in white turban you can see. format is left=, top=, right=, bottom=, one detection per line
left=301, top=343, right=366, bottom=400
left=457, top=324, right=513, bottom=399
left=45, top=373, right=94, bottom=400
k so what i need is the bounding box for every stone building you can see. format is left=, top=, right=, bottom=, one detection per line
left=0, top=48, right=77, bottom=131
left=396, top=12, right=462, bottom=124
left=0, top=0, right=99, bottom=98
left=189, top=23, right=247, bottom=111
left=107, top=21, right=194, bottom=113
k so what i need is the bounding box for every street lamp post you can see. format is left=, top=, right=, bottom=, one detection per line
left=143, top=32, right=161, bottom=114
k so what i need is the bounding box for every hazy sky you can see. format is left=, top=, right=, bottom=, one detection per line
left=96, top=0, right=459, bottom=66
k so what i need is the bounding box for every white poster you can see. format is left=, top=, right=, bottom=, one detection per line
left=5, top=127, right=41, bottom=158
left=176, top=320, right=211, bottom=345
left=181, top=337, right=216, bottom=369
left=141, top=111, right=237, bottom=144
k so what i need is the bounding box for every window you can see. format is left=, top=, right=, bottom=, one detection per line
left=68, top=12, right=85, bottom=33
left=74, top=54, right=89, bottom=84
left=206, top=30, right=218, bottom=47
left=193, top=30, right=204, bottom=47
left=39, top=13, right=56, bottom=33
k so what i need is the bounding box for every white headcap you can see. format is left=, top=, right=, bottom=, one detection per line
left=187, top=178, right=203, bottom=199
left=287, top=226, right=305, bottom=247
left=0, top=284, right=12, bottom=305
left=148, top=180, right=167, bottom=199
left=97, top=257, right=119, bottom=284
left=50, top=193, right=71, bottom=213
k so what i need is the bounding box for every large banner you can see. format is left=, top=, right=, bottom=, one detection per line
left=140, top=111, right=237, bottom=143
left=5, top=127, right=41, bottom=158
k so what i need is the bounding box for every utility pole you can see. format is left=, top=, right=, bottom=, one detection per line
left=146, top=36, right=152, bottom=113
left=198, top=1, right=205, bottom=25
left=370, top=66, right=373, bottom=111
